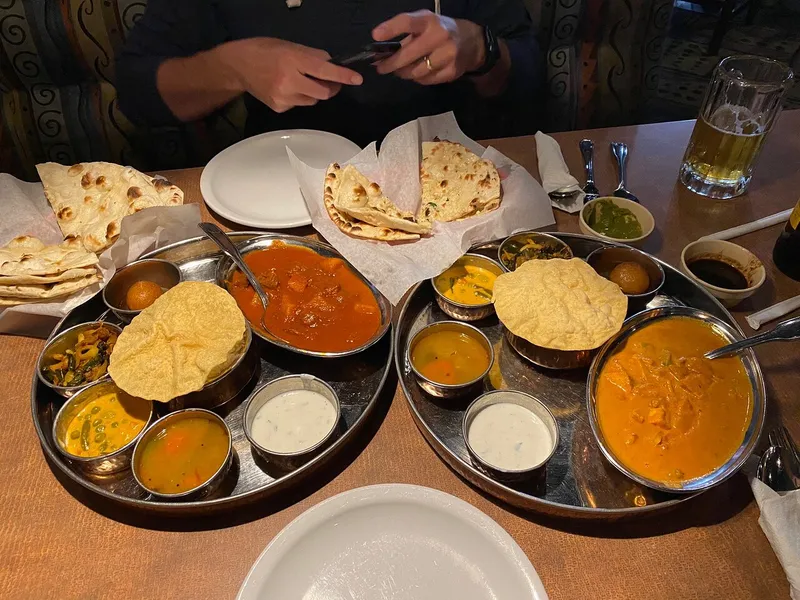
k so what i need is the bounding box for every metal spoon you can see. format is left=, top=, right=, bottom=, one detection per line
left=775, top=426, right=800, bottom=489
left=704, top=315, right=800, bottom=360
left=198, top=223, right=270, bottom=329
left=579, top=139, right=600, bottom=204
left=757, top=444, right=780, bottom=488
left=610, top=142, right=640, bottom=203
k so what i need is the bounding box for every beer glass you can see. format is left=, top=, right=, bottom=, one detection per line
left=679, top=55, right=793, bottom=199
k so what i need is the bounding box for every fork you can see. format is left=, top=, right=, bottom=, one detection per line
left=579, top=139, right=600, bottom=203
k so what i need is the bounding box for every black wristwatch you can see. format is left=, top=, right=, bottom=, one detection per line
left=467, top=26, right=500, bottom=77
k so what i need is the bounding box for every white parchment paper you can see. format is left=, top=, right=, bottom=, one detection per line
left=0, top=174, right=202, bottom=337
left=287, top=112, right=555, bottom=304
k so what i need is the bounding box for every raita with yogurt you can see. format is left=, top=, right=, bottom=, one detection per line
left=250, top=389, right=337, bottom=454
left=468, top=403, right=554, bottom=471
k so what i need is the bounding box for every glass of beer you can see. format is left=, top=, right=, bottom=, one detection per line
left=679, top=55, right=793, bottom=199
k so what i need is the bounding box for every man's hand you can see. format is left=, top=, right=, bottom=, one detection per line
left=217, top=38, right=363, bottom=113
left=371, top=10, right=485, bottom=85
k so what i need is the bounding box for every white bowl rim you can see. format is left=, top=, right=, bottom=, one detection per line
left=579, top=196, right=655, bottom=244
left=679, top=239, right=766, bottom=294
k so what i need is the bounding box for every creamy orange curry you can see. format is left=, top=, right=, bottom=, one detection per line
left=596, top=317, right=753, bottom=483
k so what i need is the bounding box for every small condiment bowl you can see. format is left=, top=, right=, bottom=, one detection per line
left=132, top=408, right=233, bottom=500
left=586, top=246, right=666, bottom=314
left=102, top=258, right=182, bottom=321
left=579, top=197, right=655, bottom=247
left=242, top=374, right=341, bottom=471
left=37, top=321, right=123, bottom=398
left=462, top=390, right=559, bottom=483
left=406, top=321, right=494, bottom=399
left=431, top=253, right=504, bottom=321
left=497, top=231, right=574, bottom=272
left=680, top=239, right=765, bottom=307
left=587, top=306, right=766, bottom=493
left=52, top=379, right=154, bottom=475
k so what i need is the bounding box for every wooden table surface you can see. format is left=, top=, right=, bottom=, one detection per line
left=2, top=112, right=799, bottom=600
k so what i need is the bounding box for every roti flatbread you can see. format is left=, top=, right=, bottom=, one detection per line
left=36, top=162, right=184, bottom=253
left=0, top=235, right=99, bottom=277
left=418, top=140, right=501, bottom=224
left=324, top=164, right=420, bottom=242
left=0, top=267, right=98, bottom=285
left=0, top=273, right=101, bottom=301
left=329, top=164, right=430, bottom=235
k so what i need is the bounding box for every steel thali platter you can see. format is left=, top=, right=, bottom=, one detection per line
left=31, top=232, right=393, bottom=515
left=395, top=233, right=752, bottom=519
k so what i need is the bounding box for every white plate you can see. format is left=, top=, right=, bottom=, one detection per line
left=200, top=129, right=360, bottom=229
left=237, top=484, right=548, bottom=600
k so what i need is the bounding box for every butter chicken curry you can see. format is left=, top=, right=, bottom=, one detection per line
left=595, top=317, right=753, bottom=484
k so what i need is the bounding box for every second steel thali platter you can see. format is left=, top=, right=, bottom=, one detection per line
left=31, top=232, right=393, bottom=515
left=395, top=233, right=754, bottom=519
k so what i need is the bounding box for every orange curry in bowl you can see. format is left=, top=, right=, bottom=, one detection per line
left=227, top=242, right=381, bottom=353
left=595, top=317, right=753, bottom=484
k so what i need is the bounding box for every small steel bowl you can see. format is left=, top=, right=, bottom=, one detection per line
left=102, top=258, right=182, bottom=321
left=407, top=321, right=494, bottom=399
left=166, top=324, right=258, bottom=411
left=497, top=231, right=574, bottom=272
left=243, top=374, right=341, bottom=471
left=505, top=329, right=597, bottom=370
left=431, top=253, right=504, bottom=321
left=585, top=246, right=666, bottom=314
left=215, top=234, right=392, bottom=359
left=463, top=390, right=559, bottom=483
left=52, top=379, right=154, bottom=475
left=132, top=408, right=233, bottom=500
left=37, top=321, right=123, bottom=398
left=587, top=306, right=766, bottom=494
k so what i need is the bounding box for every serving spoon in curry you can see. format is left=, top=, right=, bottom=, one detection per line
left=198, top=222, right=270, bottom=331
left=704, top=315, right=800, bottom=360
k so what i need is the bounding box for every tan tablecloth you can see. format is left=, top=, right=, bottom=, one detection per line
left=2, top=113, right=800, bottom=600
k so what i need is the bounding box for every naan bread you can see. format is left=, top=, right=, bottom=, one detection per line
left=36, top=162, right=184, bottom=253
left=324, top=164, right=420, bottom=242
left=0, top=267, right=98, bottom=285
left=329, top=164, right=430, bottom=235
left=0, top=236, right=98, bottom=277
left=418, top=140, right=501, bottom=224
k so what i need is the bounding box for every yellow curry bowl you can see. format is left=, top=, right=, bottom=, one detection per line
left=52, top=380, right=154, bottom=476
left=37, top=321, right=124, bottom=398
left=586, top=306, right=766, bottom=494
left=406, top=321, right=495, bottom=400
left=131, top=408, right=233, bottom=501
left=431, top=253, right=504, bottom=322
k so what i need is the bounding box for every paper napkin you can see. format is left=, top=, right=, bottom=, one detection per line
left=535, top=131, right=584, bottom=213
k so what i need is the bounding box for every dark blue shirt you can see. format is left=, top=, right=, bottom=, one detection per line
left=116, top=0, right=542, bottom=145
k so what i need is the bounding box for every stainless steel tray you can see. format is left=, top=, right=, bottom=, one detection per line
left=395, top=233, right=744, bottom=519
left=31, top=232, right=393, bottom=515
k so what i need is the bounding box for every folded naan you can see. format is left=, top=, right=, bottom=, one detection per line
left=37, top=162, right=184, bottom=253
left=418, top=140, right=501, bottom=224
left=324, top=163, right=427, bottom=241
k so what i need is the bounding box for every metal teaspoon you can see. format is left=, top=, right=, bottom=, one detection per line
left=704, top=315, right=800, bottom=360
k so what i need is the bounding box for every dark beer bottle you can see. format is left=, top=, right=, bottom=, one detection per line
left=773, top=197, right=800, bottom=281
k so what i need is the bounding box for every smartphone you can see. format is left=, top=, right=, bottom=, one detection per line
left=331, top=42, right=402, bottom=67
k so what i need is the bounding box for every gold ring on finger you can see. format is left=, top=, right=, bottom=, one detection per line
left=424, top=56, right=434, bottom=72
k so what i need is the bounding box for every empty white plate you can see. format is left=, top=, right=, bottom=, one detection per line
left=237, top=484, right=548, bottom=600
left=200, top=129, right=360, bottom=229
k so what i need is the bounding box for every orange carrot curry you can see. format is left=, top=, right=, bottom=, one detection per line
left=595, top=317, right=753, bottom=484
left=227, top=243, right=381, bottom=353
